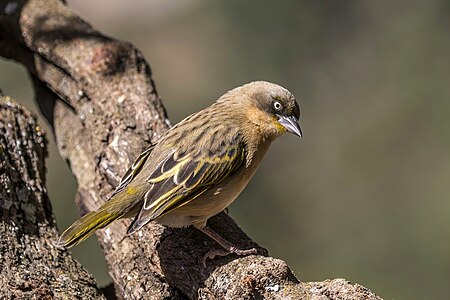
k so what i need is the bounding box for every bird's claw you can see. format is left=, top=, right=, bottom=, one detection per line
left=202, top=247, right=259, bottom=267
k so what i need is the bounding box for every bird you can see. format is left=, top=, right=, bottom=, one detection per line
left=57, top=81, right=302, bottom=262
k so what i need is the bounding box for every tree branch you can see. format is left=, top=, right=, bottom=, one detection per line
left=0, top=95, right=105, bottom=299
left=0, top=0, right=382, bottom=299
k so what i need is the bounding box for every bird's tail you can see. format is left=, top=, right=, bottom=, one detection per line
left=57, top=194, right=139, bottom=248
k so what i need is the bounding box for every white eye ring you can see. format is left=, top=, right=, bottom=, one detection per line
left=273, top=101, right=283, bottom=111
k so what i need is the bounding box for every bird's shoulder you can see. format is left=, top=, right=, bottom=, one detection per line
left=156, top=109, right=245, bottom=160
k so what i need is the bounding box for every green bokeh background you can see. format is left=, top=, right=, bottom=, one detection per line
left=1, top=1, right=449, bottom=299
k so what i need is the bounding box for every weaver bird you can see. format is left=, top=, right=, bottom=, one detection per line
left=58, top=81, right=302, bottom=262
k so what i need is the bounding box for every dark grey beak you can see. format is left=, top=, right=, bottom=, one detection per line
left=277, top=115, right=302, bottom=137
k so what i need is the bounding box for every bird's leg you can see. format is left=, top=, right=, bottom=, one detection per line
left=198, top=225, right=258, bottom=266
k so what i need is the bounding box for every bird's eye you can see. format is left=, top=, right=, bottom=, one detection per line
left=273, top=101, right=283, bottom=111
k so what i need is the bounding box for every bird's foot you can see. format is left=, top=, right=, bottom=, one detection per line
left=202, top=246, right=258, bottom=267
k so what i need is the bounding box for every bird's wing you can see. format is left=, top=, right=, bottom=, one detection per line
left=110, top=144, right=156, bottom=198
left=127, top=139, right=245, bottom=233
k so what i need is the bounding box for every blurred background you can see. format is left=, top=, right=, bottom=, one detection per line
left=1, top=0, right=449, bottom=298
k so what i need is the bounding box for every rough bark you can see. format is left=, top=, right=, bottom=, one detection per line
left=0, top=0, right=382, bottom=299
left=0, top=96, right=105, bottom=299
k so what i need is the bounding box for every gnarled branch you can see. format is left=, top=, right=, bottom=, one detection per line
left=0, top=96, right=105, bottom=299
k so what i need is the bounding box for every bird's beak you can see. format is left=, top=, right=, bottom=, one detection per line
left=277, top=115, right=302, bottom=137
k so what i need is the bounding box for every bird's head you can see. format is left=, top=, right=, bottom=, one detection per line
left=233, top=81, right=302, bottom=139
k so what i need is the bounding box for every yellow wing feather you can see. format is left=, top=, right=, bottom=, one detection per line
left=127, top=143, right=245, bottom=233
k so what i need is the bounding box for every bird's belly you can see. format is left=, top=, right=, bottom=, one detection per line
left=156, top=172, right=250, bottom=228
